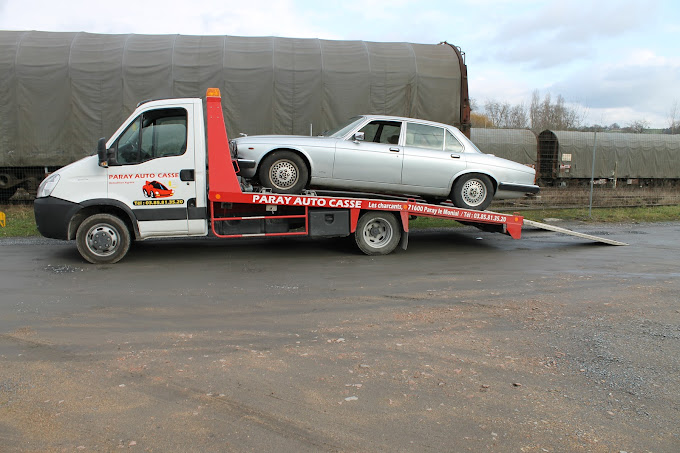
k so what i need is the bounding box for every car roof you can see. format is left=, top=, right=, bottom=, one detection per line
left=358, top=114, right=458, bottom=130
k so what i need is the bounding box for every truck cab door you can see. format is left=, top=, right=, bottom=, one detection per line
left=107, top=104, right=198, bottom=238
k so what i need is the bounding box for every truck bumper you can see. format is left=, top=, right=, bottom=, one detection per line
left=34, top=197, right=81, bottom=240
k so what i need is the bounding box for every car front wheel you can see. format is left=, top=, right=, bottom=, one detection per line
left=258, top=151, right=309, bottom=194
left=76, top=214, right=131, bottom=264
left=451, top=174, right=493, bottom=210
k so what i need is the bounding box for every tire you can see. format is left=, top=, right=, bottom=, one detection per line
left=451, top=174, right=493, bottom=211
left=143, top=189, right=149, bottom=197
left=258, top=151, right=309, bottom=194
left=76, top=214, right=131, bottom=264
left=354, top=211, right=401, bottom=256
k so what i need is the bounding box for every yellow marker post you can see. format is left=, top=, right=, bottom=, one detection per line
left=0, top=211, right=5, bottom=227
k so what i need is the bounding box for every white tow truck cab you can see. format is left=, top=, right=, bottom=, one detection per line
left=35, top=89, right=527, bottom=264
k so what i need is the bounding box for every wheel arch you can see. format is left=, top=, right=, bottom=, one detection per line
left=256, top=148, right=312, bottom=185
left=354, top=209, right=403, bottom=255
left=451, top=171, right=498, bottom=195
left=356, top=208, right=406, bottom=231
left=68, top=200, right=139, bottom=241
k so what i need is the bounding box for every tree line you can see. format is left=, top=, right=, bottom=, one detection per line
left=471, top=91, right=679, bottom=134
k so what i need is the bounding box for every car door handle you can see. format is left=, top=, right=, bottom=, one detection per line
left=389, top=147, right=400, bottom=152
left=450, top=154, right=461, bottom=159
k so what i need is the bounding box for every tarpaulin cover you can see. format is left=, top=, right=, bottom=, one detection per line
left=0, top=31, right=464, bottom=167
left=470, top=128, right=537, bottom=166
left=542, top=131, right=680, bottom=178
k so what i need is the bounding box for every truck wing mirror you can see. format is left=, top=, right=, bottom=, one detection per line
left=97, top=138, right=108, bottom=167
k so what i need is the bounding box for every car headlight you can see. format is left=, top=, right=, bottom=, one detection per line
left=37, top=173, right=61, bottom=198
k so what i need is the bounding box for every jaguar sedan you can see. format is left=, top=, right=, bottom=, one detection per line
left=232, top=115, right=539, bottom=210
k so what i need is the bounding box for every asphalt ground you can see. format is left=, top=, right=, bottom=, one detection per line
left=1, top=221, right=679, bottom=452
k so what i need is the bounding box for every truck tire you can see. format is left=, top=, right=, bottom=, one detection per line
left=354, top=211, right=401, bottom=255
left=451, top=174, right=493, bottom=211
left=258, top=151, right=308, bottom=194
left=76, top=213, right=131, bottom=264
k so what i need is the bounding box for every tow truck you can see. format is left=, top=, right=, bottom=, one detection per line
left=34, top=88, right=626, bottom=264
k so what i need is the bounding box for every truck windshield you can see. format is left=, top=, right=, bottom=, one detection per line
left=322, top=116, right=365, bottom=138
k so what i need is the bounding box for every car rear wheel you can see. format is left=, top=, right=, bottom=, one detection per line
left=451, top=174, right=493, bottom=210
left=259, top=150, right=309, bottom=194
left=76, top=213, right=131, bottom=264
left=354, top=211, right=401, bottom=255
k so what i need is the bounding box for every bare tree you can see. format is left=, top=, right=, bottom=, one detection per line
left=508, top=103, right=528, bottom=128
left=668, top=100, right=679, bottom=134
left=484, top=100, right=509, bottom=128
left=483, top=100, right=528, bottom=128
left=529, top=90, right=541, bottom=131
left=625, top=119, right=649, bottom=134
left=529, top=90, right=583, bottom=131
left=481, top=91, right=582, bottom=130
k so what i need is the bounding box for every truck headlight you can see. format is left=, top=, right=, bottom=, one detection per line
left=37, top=173, right=61, bottom=198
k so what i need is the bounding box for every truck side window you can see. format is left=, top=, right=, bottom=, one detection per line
left=114, top=108, right=187, bottom=165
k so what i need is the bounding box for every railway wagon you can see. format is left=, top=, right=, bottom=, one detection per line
left=471, top=128, right=680, bottom=186
left=0, top=31, right=470, bottom=200
left=538, top=130, right=680, bottom=186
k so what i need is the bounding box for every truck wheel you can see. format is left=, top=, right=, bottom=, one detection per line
left=354, top=211, right=401, bottom=255
left=76, top=214, right=131, bottom=264
left=259, top=151, right=308, bottom=194
left=451, top=174, right=493, bottom=211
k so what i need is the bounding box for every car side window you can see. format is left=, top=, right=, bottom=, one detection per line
left=405, top=123, right=445, bottom=150
left=357, top=120, right=402, bottom=144
left=114, top=108, right=187, bottom=165
left=445, top=130, right=464, bottom=152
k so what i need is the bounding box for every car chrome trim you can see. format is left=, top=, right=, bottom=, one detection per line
left=498, top=182, right=540, bottom=194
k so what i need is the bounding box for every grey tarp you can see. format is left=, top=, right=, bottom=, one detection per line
left=0, top=31, right=464, bottom=167
left=470, top=128, right=537, bottom=166
left=542, top=131, right=680, bottom=179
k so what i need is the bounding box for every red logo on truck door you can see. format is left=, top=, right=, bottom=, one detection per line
left=143, top=180, right=174, bottom=198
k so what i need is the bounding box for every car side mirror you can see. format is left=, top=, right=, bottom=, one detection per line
left=353, top=131, right=365, bottom=143
left=97, top=138, right=108, bottom=167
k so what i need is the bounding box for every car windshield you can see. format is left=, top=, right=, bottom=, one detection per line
left=321, top=116, right=365, bottom=138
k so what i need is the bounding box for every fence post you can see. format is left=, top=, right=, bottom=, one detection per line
left=589, top=131, right=598, bottom=217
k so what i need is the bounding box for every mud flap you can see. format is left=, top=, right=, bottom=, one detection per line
left=400, top=230, right=409, bottom=250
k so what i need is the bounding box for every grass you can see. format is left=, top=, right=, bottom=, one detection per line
left=520, top=205, right=680, bottom=223
left=1, top=204, right=679, bottom=238
left=409, top=205, right=680, bottom=229
left=0, top=205, right=39, bottom=238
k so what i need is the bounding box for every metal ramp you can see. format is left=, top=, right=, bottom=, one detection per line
left=522, top=219, right=629, bottom=246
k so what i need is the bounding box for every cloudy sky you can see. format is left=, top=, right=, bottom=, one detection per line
left=1, top=0, right=678, bottom=128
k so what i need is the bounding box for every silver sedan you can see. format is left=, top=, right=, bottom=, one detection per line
left=233, top=115, right=539, bottom=210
